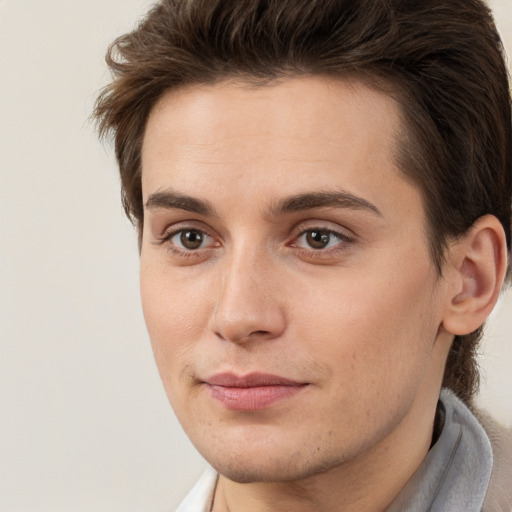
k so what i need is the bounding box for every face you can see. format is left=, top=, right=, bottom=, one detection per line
left=140, top=77, right=452, bottom=483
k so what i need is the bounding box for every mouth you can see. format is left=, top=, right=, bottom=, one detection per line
left=202, top=372, right=309, bottom=411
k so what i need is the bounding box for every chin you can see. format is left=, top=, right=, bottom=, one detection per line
left=205, top=443, right=352, bottom=484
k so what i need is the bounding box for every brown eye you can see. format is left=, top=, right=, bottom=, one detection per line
left=305, top=230, right=333, bottom=249
left=293, top=228, right=347, bottom=252
left=179, top=230, right=205, bottom=250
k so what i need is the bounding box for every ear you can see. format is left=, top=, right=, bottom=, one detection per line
left=441, top=215, right=509, bottom=336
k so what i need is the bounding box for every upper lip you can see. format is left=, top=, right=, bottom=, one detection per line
left=204, top=372, right=305, bottom=388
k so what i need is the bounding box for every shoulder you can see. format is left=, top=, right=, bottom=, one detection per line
left=473, top=407, right=512, bottom=512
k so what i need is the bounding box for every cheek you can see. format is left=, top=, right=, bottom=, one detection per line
left=139, top=261, right=212, bottom=383
left=288, top=272, right=440, bottom=442
left=295, top=263, right=440, bottom=389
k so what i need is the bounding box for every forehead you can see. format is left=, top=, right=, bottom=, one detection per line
left=143, top=76, right=403, bottom=157
left=141, top=76, right=415, bottom=217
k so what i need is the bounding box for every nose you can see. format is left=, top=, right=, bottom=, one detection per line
left=209, top=245, right=287, bottom=344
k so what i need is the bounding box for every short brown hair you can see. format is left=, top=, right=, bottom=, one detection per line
left=94, top=0, right=512, bottom=405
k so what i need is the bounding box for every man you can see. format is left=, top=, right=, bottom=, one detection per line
left=95, top=0, right=512, bottom=510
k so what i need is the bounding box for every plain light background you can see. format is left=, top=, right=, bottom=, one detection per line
left=1, top=1, right=511, bottom=510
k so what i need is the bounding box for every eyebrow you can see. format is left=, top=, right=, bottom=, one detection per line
left=267, top=191, right=382, bottom=217
left=144, top=189, right=382, bottom=218
left=145, top=190, right=216, bottom=216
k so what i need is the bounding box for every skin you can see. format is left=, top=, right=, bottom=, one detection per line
left=139, top=77, right=458, bottom=512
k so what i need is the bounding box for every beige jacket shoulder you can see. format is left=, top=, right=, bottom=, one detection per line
left=476, top=410, right=512, bottom=512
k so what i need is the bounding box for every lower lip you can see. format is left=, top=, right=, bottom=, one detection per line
left=208, top=384, right=306, bottom=411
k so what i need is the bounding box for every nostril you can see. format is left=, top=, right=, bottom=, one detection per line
left=214, top=330, right=227, bottom=341
left=251, top=330, right=270, bottom=336
left=214, top=328, right=273, bottom=343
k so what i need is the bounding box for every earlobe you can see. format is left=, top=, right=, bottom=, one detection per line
left=441, top=215, right=508, bottom=336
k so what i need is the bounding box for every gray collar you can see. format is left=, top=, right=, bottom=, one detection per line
left=387, top=389, right=493, bottom=512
